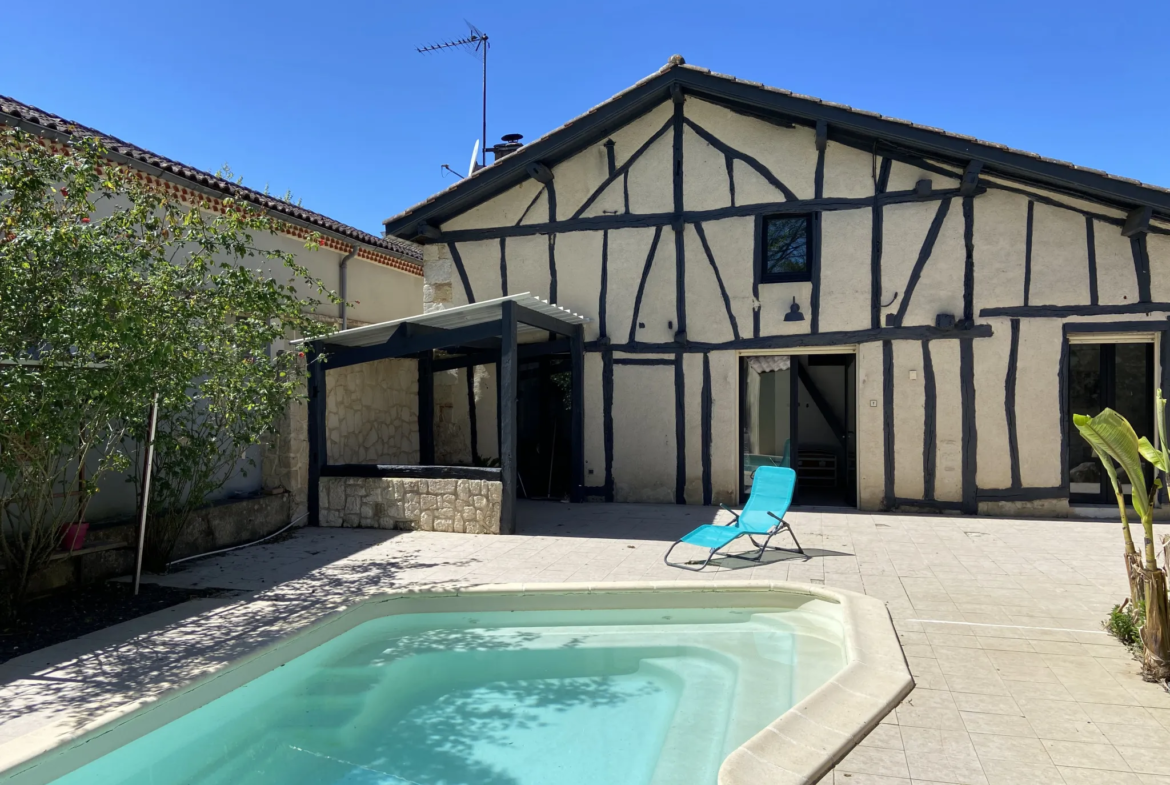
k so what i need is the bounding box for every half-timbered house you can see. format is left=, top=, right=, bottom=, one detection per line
left=373, top=55, right=1170, bottom=525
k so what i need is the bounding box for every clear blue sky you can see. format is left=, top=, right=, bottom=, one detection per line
left=4, top=1, right=1166, bottom=236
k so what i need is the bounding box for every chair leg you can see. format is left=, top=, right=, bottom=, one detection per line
left=663, top=540, right=717, bottom=571
left=750, top=520, right=806, bottom=558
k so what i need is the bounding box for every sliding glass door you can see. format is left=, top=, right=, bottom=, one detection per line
left=1067, top=342, right=1154, bottom=504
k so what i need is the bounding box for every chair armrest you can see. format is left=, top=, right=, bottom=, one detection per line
left=718, top=503, right=740, bottom=524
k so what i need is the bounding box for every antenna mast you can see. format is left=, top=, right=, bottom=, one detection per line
left=417, top=22, right=489, bottom=169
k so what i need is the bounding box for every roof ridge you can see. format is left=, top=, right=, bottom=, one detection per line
left=0, top=93, right=423, bottom=261
left=384, top=57, right=1169, bottom=236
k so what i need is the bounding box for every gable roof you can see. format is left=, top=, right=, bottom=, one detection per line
left=384, top=57, right=1170, bottom=241
left=0, top=93, right=423, bottom=263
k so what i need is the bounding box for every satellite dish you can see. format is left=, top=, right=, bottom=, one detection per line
left=468, top=140, right=482, bottom=177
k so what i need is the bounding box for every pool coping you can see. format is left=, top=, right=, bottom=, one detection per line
left=0, top=580, right=913, bottom=785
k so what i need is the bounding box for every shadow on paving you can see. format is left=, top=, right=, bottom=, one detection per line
left=0, top=533, right=476, bottom=737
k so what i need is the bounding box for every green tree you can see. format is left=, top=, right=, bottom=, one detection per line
left=0, top=127, right=334, bottom=612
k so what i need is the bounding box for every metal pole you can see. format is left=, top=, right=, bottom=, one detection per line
left=133, top=394, right=160, bottom=595
left=481, top=36, right=488, bottom=167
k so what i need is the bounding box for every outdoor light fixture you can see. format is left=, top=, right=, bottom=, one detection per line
left=784, top=297, right=805, bottom=322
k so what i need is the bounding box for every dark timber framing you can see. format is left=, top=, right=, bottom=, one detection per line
left=1023, top=201, right=1034, bottom=306
left=304, top=301, right=587, bottom=534
left=981, top=303, right=1170, bottom=319
left=385, top=64, right=1170, bottom=242
left=959, top=338, right=978, bottom=514
left=921, top=341, right=937, bottom=501
left=1085, top=217, right=1098, bottom=306
left=701, top=353, right=713, bottom=505
left=1005, top=319, right=1022, bottom=489
left=871, top=159, right=892, bottom=329
left=891, top=197, right=952, bottom=327
left=882, top=340, right=895, bottom=507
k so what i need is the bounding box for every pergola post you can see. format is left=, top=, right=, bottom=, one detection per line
left=418, top=349, right=434, bottom=465
left=307, top=348, right=328, bottom=526
left=570, top=323, right=585, bottom=503
left=499, top=302, right=518, bottom=534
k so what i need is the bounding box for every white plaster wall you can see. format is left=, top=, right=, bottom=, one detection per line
left=881, top=202, right=947, bottom=326
left=684, top=97, right=818, bottom=201
left=1014, top=320, right=1064, bottom=489
left=892, top=341, right=926, bottom=500
left=823, top=142, right=879, bottom=199
left=611, top=362, right=676, bottom=503
left=691, top=217, right=757, bottom=332
left=1029, top=202, right=1091, bottom=306
left=818, top=210, right=872, bottom=333
left=682, top=125, right=732, bottom=213
left=1148, top=233, right=1170, bottom=303
left=856, top=343, right=885, bottom=509
left=709, top=351, right=739, bottom=505
left=683, top=353, right=706, bottom=504
left=1097, top=224, right=1141, bottom=305
left=605, top=228, right=665, bottom=342
left=930, top=341, right=964, bottom=503
left=886, top=160, right=960, bottom=193
left=442, top=177, right=545, bottom=232
left=455, top=239, right=503, bottom=305
left=972, top=189, right=1028, bottom=313
left=901, top=200, right=966, bottom=327
left=624, top=133, right=675, bottom=216
left=973, top=321, right=1013, bottom=490
left=552, top=231, right=604, bottom=340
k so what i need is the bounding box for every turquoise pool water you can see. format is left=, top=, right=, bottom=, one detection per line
left=49, top=606, right=844, bottom=785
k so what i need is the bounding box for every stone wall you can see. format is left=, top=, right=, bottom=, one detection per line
left=320, top=476, right=501, bottom=534
left=326, top=358, right=418, bottom=464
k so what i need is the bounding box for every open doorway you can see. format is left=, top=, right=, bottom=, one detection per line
left=514, top=356, right=573, bottom=500
left=740, top=353, right=856, bottom=506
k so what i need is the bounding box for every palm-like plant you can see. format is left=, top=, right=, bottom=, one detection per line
left=1075, top=394, right=1170, bottom=681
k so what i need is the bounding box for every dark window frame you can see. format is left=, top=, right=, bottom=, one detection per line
left=758, top=213, right=814, bottom=284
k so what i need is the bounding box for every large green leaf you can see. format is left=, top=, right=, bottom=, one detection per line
left=1140, top=437, right=1169, bottom=473
left=1074, top=409, right=1150, bottom=520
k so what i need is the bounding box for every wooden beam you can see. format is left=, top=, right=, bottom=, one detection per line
left=322, top=464, right=501, bottom=481
left=526, top=162, right=554, bottom=184
left=1123, top=205, right=1153, bottom=238
left=960, top=161, right=983, bottom=196
left=815, top=119, right=828, bottom=152
left=324, top=321, right=504, bottom=369
left=306, top=354, right=327, bottom=526
left=416, top=221, right=442, bottom=241
left=499, top=300, right=518, bottom=534
left=513, top=302, right=578, bottom=336
left=418, top=350, right=434, bottom=465
left=430, top=339, right=568, bottom=372
left=570, top=324, right=586, bottom=503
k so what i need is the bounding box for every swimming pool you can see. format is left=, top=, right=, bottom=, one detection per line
left=5, top=583, right=912, bottom=785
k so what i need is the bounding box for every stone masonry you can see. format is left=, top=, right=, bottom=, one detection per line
left=319, top=476, right=502, bottom=534
left=326, top=358, right=418, bottom=464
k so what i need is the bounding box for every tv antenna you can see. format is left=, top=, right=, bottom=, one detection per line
left=417, top=22, right=490, bottom=169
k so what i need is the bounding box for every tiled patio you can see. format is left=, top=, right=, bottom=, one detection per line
left=2, top=501, right=1168, bottom=784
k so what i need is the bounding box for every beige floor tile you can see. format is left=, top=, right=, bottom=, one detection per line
left=978, top=757, right=1065, bottom=785
left=1116, top=745, right=1170, bottom=776
left=951, top=692, right=1022, bottom=716
left=1041, top=739, right=1131, bottom=771
left=832, top=771, right=911, bottom=785
left=1058, top=766, right=1141, bottom=784
left=1097, top=722, right=1170, bottom=748
left=968, top=732, right=1048, bottom=763
left=904, top=751, right=988, bottom=785
left=899, top=726, right=977, bottom=757
left=836, top=745, right=911, bottom=779
left=858, top=723, right=904, bottom=751
left=960, top=712, right=1036, bottom=737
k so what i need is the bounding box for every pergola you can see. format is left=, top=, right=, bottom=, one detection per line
left=298, top=294, right=590, bottom=534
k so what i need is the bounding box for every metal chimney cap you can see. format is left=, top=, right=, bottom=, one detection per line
left=500, top=133, right=523, bottom=143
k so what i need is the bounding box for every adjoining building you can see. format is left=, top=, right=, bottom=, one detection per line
left=0, top=95, right=425, bottom=579
left=362, top=55, right=1170, bottom=527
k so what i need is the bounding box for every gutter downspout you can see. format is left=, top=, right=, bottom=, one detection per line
left=338, top=243, right=358, bottom=330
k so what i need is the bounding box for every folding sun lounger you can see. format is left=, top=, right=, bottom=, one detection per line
left=663, top=466, right=805, bottom=571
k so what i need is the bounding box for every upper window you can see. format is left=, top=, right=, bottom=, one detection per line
left=760, top=214, right=812, bottom=283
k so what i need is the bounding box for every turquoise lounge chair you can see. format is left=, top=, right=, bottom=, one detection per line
left=664, top=466, right=805, bottom=571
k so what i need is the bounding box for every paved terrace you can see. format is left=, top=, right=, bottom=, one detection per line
left=2, top=502, right=1168, bottom=785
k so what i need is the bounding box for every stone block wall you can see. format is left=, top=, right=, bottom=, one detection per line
left=320, top=476, right=502, bottom=534
left=327, top=358, right=418, bottom=464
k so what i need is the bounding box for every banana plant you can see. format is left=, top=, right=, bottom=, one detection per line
left=1074, top=409, right=1150, bottom=567
left=1139, top=389, right=1170, bottom=567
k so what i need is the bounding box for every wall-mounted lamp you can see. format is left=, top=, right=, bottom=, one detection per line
left=784, top=297, right=805, bottom=322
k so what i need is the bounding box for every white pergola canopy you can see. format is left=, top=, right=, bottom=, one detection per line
left=294, top=293, right=590, bottom=348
